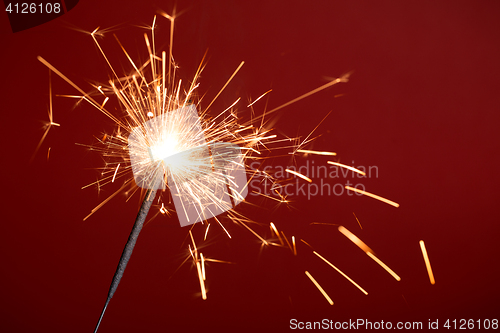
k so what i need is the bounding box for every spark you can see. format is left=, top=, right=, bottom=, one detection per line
left=305, top=271, right=334, bottom=305
left=313, top=251, right=368, bottom=295
left=31, top=69, right=60, bottom=162
left=270, top=222, right=284, bottom=245
left=300, top=239, right=314, bottom=250
left=285, top=169, right=312, bottom=183
left=200, top=252, right=206, bottom=280
left=196, top=261, right=207, bottom=300
left=234, top=125, right=254, bottom=133
left=270, top=222, right=279, bottom=237
left=261, top=73, right=351, bottom=119
left=160, top=203, right=168, bottom=214
left=203, top=223, right=211, bottom=241
left=237, top=221, right=268, bottom=246
left=366, top=252, right=401, bottom=281
left=205, top=61, right=245, bottom=111
left=221, top=98, right=241, bottom=114
left=292, top=236, right=297, bottom=256
left=338, top=226, right=375, bottom=255
left=111, top=163, right=120, bottom=183
left=297, top=149, right=336, bottom=156
left=327, top=161, right=366, bottom=176
left=345, top=186, right=400, bottom=208
left=352, top=212, right=362, bottom=229
left=247, top=89, right=272, bottom=108
left=214, top=216, right=231, bottom=239
left=419, top=240, right=435, bottom=285
left=281, top=231, right=292, bottom=252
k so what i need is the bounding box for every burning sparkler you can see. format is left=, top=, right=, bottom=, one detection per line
left=34, top=9, right=429, bottom=333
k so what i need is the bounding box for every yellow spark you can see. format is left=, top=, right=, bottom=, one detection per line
left=253, top=191, right=284, bottom=203
left=31, top=69, right=59, bottom=163
left=292, top=236, right=297, bottom=256
left=200, top=252, right=206, bottom=280
left=261, top=73, right=351, bottom=119
left=196, top=261, right=207, bottom=300
left=189, top=230, right=198, bottom=259
left=83, top=180, right=133, bottom=221
left=111, top=163, right=120, bottom=183
left=101, top=97, right=109, bottom=109
left=269, top=222, right=284, bottom=245
left=366, top=252, right=401, bottom=281
left=234, top=125, right=254, bottom=133
left=305, top=271, right=334, bottom=305
left=327, top=161, right=366, bottom=176
left=237, top=221, right=268, bottom=246
left=204, top=223, right=211, bottom=241
left=214, top=216, right=231, bottom=239
left=338, top=226, right=375, bottom=255
left=281, top=231, right=292, bottom=252
left=243, top=134, right=277, bottom=142
left=286, top=169, right=312, bottom=183
left=297, top=149, right=336, bottom=156
left=352, top=212, right=362, bottom=229
left=419, top=240, right=435, bottom=285
left=205, top=61, right=245, bottom=111
left=221, top=98, right=241, bottom=114
left=37, top=56, right=122, bottom=125
left=270, top=222, right=279, bottom=237
left=345, top=186, right=399, bottom=208
left=300, top=239, right=314, bottom=250
left=247, top=89, right=272, bottom=107
left=313, top=251, right=368, bottom=295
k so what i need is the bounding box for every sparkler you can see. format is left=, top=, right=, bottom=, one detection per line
left=33, top=9, right=437, bottom=332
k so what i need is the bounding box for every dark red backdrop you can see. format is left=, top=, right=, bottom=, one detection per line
left=2, top=1, right=499, bottom=332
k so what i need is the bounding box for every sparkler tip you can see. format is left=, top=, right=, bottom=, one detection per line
left=93, top=298, right=110, bottom=333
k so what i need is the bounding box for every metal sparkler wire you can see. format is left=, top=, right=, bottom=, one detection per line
left=93, top=181, right=159, bottom=333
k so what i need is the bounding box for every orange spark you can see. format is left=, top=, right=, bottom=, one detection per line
left=281, top=231, right=292, bottom=252
left=214, top=216, right=231, bottom=239
left=305, top=271, right=334, bottom=305
left=286, top=169, right=312, bottom=183
left=419, top=240, right=435, bottom=285
left=313, top=251, right=368, bottom=295
left=206, top=61, right=245, bottom=111
left=221, top=97, right=241, bottom=114
left=345, top=186, right=399, bottom=208
left=196, top=261, right=207, bottom=300
left=338, top=226, right=375, bottom=255
left=247, top=89, right=272, bottom=107
left=292, top=236, right=297, bottom=256
left=200, top=253, right=206, bottom=281
left=297, top=149, right=336, bottom=156
left=238, top=221, right=268, bottom=245
left=366, top=252, right=401, bottom=281
left=327, top=161, right=366, bottom=176
left=204, top=223, right=211, bottom=241
left=300, top=239, right=314, bottom=250
left=261, top=73, right=350, bottom=119
left=352, top=212, right=362, bottom=229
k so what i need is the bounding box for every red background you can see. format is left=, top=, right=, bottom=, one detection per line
left=1, top=1, right=499, bottom=332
